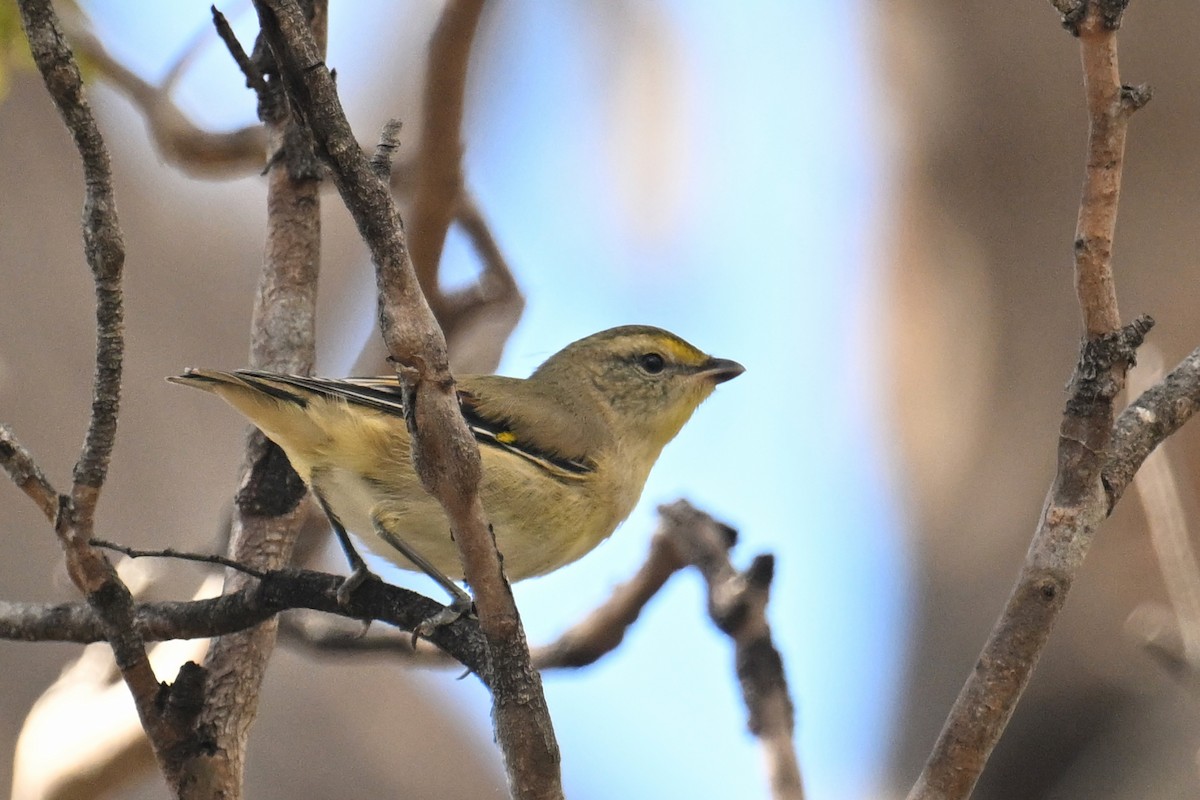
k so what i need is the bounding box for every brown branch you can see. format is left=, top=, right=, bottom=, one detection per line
left=442, top=190, right=526, bottom=374
left=1104, top=342, right=1200, bottom=508
left=89, top=539, right=269, bottom=579
left=275, top=516, right=687, bottom=670
left=908, top=3, right=1150, bottom=797
left=1070, top=1, right=1147, bottom=338
left=0, top=568, right=490, bottom=671
left=423, top=0, right=527, bottom=373
left=0, top=424, right=60, bottom=521
left=62, top=13, right=415, bottom=188
left=275, top=501, right=691, bottom=669
left=251, top=2, right=562, bottom=798
left=14, top=0, right=199, bottom=781
left=404, top=0, right=524, bottom=375
left=908, top=323, right=1153, bottom=800
left=408, top=0, right=485, bottom=311
left=211, top=5, right=268, bottom=96
left=534, top=518, right=687, bottom=669
left=370, top=118, right=404, bottom=179
left=62, top=16, right=268, bottom=178
left=654, top=501, right=803, bottom=800
left=183, top=3, right=327, bottom=795
left=1126, top=353, right=1200, bottom=665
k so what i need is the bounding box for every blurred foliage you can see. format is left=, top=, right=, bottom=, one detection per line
left=0, top=0, right=93, bottom=103
left=0, top=0, right=33, bottom=101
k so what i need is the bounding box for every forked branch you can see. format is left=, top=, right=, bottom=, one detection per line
left=908, top=3, right=1153, bottom=798
left=250, top=2, right=562, bottom=796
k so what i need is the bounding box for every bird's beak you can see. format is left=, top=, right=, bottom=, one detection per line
left=697, top=357, right=745, bottom=384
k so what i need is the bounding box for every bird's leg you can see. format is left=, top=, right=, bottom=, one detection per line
left=371, top=514, right=475, bottom=641
left=313, top=494, right=379, bottom=607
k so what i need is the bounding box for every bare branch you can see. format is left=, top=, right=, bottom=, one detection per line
left=26, top=20, right=128, bottom=498
left=411, top=0, right=526, bottom=374
left=0, top=424, right=60, bottom=522
left=370, top=118, right=404, bottom=180
left=408, top=0, right=485, bottom=309
left=19, top=0, right=134, bottom=678
left=442, top=190, right=525, bottom=374
left=909, top=3, right=1151, bottom=796
left=0, top=568, right=489, bottom=672
left=1070, top=2, right=1145, bottom=337
left=211, top=5, right=268, bottom=96
left=534, top=520, right=686, bottom=669
left=251, top=2, right=562, bottom=796
left=15, top=0, right=198, bottom=779
left=187, top=2, right=326, bottom=794
left=656, top=501, right=803, bottom=800
left=909, top=325, right=1152, bottom=799
left=89, top=539, right=269, bottom=579
left=1105, top=342, right=1200, bottom=508
left=1126, top=353, right=1200, bottom=665
left=62, top=16, right=268, bottom=178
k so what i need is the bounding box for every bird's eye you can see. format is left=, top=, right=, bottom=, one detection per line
left=638, top=352, right=665, bottom=374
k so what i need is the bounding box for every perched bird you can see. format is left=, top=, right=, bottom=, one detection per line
left=170, top=325, right=743, bottom=616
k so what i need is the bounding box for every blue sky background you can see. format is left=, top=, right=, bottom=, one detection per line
left=84, top=2, right=907, bottom=797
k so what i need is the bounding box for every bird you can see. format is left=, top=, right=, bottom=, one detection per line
left=170, top=325, right=743, bottom=620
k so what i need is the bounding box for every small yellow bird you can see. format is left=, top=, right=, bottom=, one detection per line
left=170, top=325, right=743, bottom=613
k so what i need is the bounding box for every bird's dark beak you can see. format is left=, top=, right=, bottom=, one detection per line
left=697, top=357, right=745, bottom=384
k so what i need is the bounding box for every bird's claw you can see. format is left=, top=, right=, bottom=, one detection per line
left=411, top=596, right=475, bottom=647
left=336, top=564, right=378, bottom=608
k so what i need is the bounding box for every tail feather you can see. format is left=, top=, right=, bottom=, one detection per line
left=169, top=369, right=310, bottom=405
left=168, top=369, right=331, bottom=471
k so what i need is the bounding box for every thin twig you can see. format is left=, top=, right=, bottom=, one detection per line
left=278, top=612, right=457, bottom=664
left=212, top=4, right=269, bottom=95
left=0, top=424, right=60, bottom=522
left=161, top=3, right=243, bottom=93
left=1105, top=342, right=1200, bottom=509
left=1125, top=603, right=1200, bottom=693
left=1127, top=351, right=1200, bottom=665
left=1070, top=2, right=1147, bottom=337
left=90, top=539, right=269, bottom=580
left=370, top=118, right=404, bottom=180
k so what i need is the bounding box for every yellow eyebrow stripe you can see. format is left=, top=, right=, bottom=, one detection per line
left=655, top=336, right=706, bottom=366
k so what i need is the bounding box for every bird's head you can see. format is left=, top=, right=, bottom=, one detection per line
left=531, top=325, right=744, bottom=458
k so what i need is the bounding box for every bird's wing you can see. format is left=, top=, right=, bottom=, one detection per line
left=456, top=377, right=598, bottom=477
left=232, top=372, right=410, bottom=415
left=233, top=372, right=599, bottom=478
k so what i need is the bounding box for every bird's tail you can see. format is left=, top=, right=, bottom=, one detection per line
left=168, top=369, right=331, bottom=464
